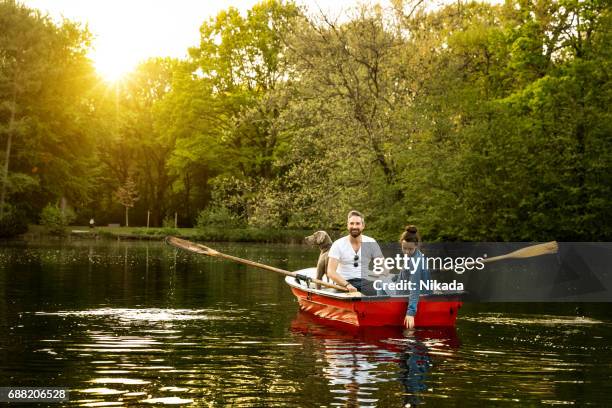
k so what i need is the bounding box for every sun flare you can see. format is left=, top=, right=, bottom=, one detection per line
left=23, top=0, right=391, bottom=83
left=90, top=48, right=138, bottom=83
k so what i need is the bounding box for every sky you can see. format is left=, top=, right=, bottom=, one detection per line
left=23, top=0, right=382, bottom=82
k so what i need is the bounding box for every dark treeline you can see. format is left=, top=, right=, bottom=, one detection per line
left=0, top=0, right=610, bottom=241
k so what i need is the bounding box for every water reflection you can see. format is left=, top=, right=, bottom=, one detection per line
left=36, top=308, right=245, bottom=322
left=2, top=241, right=612, bottom=406
left=27, top=306, right=463, bottom=406
left=291, top=312, right=460, bottom=407
left=30, top=307, right=256, bottom=405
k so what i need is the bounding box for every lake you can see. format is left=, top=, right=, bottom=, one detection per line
left=1, top=240, right=611, bottom=406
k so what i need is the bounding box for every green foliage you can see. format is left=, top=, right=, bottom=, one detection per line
left=3, top=0, right=611, bottom=241
left=162, top=216, right=176, bottom=229
left=160, top=227, right=180, bottom=236
left=160, top=216, right=180, bottom=235
left=40, top=204, right=76, bottom=236
left=196, top=206, right=244, bottom=229
left=0, top=0, right=97, bottom=222
left=0, top=205, right=28, bottom=238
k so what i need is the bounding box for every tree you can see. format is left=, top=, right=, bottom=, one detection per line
left=390, top=0, right=612, bottom=240
left=265, top=5, right=415, bottom=230
left=95, top=58, right=181, bottom=226
left=187, top=0, right=300, bottom=179
left=114, top=176, right=139, bottom=227
left=155, top=0, right=301, bottom=224
left=0, top=0, right=97, bottom=224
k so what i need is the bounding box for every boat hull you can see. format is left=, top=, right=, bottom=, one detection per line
left=290, top=285, right=462, bottom=328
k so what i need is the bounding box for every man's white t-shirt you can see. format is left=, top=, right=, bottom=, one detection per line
left=328, top=235, right=384, bottom=280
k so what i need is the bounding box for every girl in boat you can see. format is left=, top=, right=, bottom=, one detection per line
left=396, top=225, right=430, bottom=329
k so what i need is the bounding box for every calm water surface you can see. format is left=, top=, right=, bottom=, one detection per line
left=1, top=240, right=611, bottom=407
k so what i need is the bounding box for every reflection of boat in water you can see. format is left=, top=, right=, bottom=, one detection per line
left=290, top=311, right=460, bottom=352
left=291, top=310, right=406, bottom=348
left=286, top=268, right=462, bottom=328
left=291, top=311, right=460, bottom=407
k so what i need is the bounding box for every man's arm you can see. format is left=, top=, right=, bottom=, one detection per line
left=327, top=257, right=357, bottom=292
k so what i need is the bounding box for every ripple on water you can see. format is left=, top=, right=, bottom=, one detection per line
left=35, top=307, right=248, bottom=322
left=141, top=397, right=195, bottom=404
left=462, top=313, right=605, bottom=326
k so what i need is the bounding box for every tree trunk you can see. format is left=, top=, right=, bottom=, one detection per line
left=0, top=83, right=17, bottom=219
left=125, top=207, right=129, bottom=227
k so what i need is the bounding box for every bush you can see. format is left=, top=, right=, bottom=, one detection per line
left=162, top=216, right=175, bottom=228
left=40, top=204, right=76, bottom=236
left=0, top=205, right=29, bottom=238
left=196, top=207, right=243, bottom=229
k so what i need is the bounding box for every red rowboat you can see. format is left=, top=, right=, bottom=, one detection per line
left=164, top=238, right=464, bottom=328
left=286, top=268, right=462, bottom=327
left=166, top=237, right=557, bottom=328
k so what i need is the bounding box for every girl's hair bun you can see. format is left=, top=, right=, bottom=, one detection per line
left=400, top=224, right=421, bottom=245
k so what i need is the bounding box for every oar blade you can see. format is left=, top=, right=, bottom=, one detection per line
left=507, top=241, right=559, bottom=259
left=483, top=241, right=559, bottom=263
left=166, top=236, right=217, bottom=256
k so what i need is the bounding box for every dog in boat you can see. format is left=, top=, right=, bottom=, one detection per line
left=304, top=231, right=333, bottom=289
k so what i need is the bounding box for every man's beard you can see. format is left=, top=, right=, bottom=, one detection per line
left=349, top=229, right=362, bottom=238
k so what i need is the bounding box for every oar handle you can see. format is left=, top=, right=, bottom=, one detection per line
left=166, top=236, right=349, bottom=292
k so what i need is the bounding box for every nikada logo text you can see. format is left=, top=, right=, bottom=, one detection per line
left=373, top=279, right=464, bottom=292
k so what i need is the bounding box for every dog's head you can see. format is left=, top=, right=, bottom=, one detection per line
left=305, top=231, right=332, bottom=247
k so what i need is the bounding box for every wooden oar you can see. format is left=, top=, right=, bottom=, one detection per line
left=458, top=241, right=559, bottom=270
left=480, top=241, right=558, bottom=263
left=435, top=241, right=558, bottom=272
left=166, top=236, right=351, bottom=293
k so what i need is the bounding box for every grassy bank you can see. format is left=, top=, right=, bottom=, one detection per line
left=23, top=225, right=315, bottom=244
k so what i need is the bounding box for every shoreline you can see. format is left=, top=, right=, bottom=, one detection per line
left=17, top=225, right=324, bottom=244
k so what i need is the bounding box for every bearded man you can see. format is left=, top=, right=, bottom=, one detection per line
left=326, top=210, right=385, bottom=295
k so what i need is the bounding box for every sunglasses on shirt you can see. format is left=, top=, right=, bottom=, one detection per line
left=354, top=254, right=359, bottom=268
